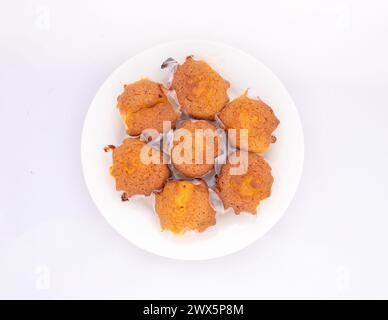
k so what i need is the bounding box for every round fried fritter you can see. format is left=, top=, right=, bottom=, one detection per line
left=219, top=93, right=279, bottom=153
left=215, top=151, right=273, bottom=214
left=171, top=120, right=220, bottom=178
left=171, top=56, right=230, bottom=120
left=155, top=180, right=216, bottom=234
left=110, top=138, right=170, bottom=198
left=117, top=78, right=178, bottom=135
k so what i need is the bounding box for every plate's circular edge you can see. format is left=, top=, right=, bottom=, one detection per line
left=80, top=39, right=305, bottom=261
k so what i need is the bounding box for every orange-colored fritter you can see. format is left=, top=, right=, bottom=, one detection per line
left=110, top=138, right=170, bottom=198
left=215, top=151, right=273, bottom=214
left=171, top=120, right=220, bottom=178
left=219, top=93, right=279, bottom=153
left=117, top=78, right=178, bottom=135
left=171, top=56, right=230, bottom=120
left=155, top=180, right=216, bottom=234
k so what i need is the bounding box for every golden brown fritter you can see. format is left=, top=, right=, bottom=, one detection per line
left=215, top=151, right=273, bottom=214
left=117, top=78, right=178, bottom=135
left=155, top=180, right=216, bottom=234
left=219, top=93, right=279, bottom=153
left=110, top=138, right=170, bottom=198
left=171, top=120, right=220, bottom=178
left=171, top=56, right=230, bottom=120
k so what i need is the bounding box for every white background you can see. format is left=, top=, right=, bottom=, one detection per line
left=1, top=0, right=388, bottom=299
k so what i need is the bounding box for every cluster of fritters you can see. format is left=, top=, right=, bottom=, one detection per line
left=106, top=56, right=279, bottom=235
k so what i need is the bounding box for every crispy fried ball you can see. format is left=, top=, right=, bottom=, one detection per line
left=215, top=151, right=273, bottom=214
left=171, top=56, right=230, bottom=120
left=155, top=180, right=216, bottom=234
left=110, top=138, right=170, bottom=198
left=219, top=93, right=279, bottom=153
left=117, top=78, right=178, bottom=135
left=171, top=120, right=220, bottom=178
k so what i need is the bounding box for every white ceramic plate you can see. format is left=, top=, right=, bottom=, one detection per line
left=81, top=40, right=304, bottom=260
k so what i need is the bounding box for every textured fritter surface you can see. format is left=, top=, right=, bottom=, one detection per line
left=110, top=138, right=170, bottom=198
left=219, top=93, right=279, bottom=153
left=171, top=57, right=230, bottom=120
left=117, top=78, right=178, bottom=135
left=171, top=120, right=219, bottom=178
left=155, top=180, right=216, bottom=234
left=215, top=151, right=273, bottom=214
